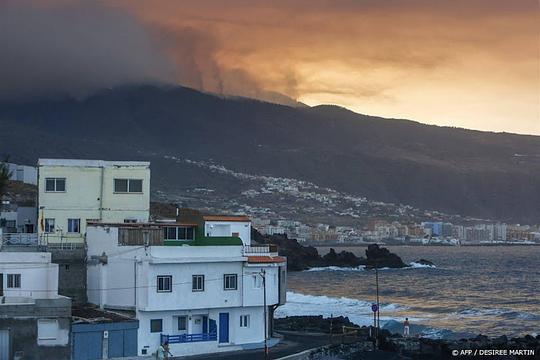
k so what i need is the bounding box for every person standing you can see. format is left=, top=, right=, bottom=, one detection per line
left=403, top=318, right=410, bottom=337
left=156, top=341, right=172, bottom=359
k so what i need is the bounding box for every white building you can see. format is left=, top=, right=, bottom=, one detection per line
left=7, top=163, right=38, bottom=185
left=0, top=252, right=59, bottom=299
left=37, top=159, right=150, bottom=244
left=86, top=215, right=286, bottom=357
left=0, top=251, right=71, bottom=358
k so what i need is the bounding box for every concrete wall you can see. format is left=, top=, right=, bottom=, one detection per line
left=0, top=318, right=71, bottom=360
left=38, top=160, right=150, bottom=243
left=51, top=249, right=87, bottom=304
left=242, top=265, right=280, bottom=307
left=0, top=297, right=71, bottom=360
left=204, top=221, right=251, bottom=245
left=140, top=261, right=245, bottom=311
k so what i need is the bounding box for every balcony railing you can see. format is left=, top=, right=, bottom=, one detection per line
left=0, top=233, right=39, bottom=246
left=243, top=244, right=279, bottom=255
left=161, top=332, right=217, bottom=344
left=0, top=233, right=84, bottom=251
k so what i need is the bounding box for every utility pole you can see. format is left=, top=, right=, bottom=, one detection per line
left=260, top=269, right=268, bottom=360
left=375, top=265, right=380, bottom=331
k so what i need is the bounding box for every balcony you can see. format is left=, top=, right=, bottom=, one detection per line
left=161, top=332, right=217, bottom=344
left=243, top=244, right=279, bottom=256
left=0, top=233, right=84, bottom=251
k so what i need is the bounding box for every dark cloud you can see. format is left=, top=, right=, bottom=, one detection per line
left=0, top=1, right=174, bottom=100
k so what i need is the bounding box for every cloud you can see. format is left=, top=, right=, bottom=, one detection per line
left=0, top=0, right=538, bottom=134
left=0, top=1, right=175, bottom=100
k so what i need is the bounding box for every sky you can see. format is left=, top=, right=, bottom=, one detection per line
left=1, top=0, right=539, bottom=135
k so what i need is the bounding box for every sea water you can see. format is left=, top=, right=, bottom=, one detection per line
left=275, top=246, right=540, bottom=339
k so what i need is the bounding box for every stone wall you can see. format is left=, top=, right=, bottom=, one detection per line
left=0, top=298, right=71, bottom=360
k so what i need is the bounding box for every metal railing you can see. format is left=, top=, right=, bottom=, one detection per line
left=161, top=332, right=217, bottom=344
left=0, top=233, right=84, bottom=251
left=46, top=242, right=85, bottom=250
left=243, top=244, right=279, bottom=254
left=0, top=233, right=39, bottom=246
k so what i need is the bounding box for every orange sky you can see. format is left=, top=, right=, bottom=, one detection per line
left=112, top=0, right=540, bottom=135
left=4, top=0, right=540, bottom=134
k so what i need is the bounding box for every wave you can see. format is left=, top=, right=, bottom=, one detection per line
left=304, top=262, right=436, bottom=272
left=382, top=319, right=475, bottom=340
left=305, top=266, right=366, bottom=272
left=409, top=261, right=436, bottom=268
left=447, top=308, right=540, bottom=322
left=275, top=291, right=410, bottom=327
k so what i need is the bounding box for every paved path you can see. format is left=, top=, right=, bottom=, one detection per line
left=174, top=332, right=332, bottom=360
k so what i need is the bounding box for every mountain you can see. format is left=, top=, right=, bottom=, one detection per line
left=1, top=85, right=539, bottom=224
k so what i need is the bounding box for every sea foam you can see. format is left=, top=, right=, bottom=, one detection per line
left=304, top=262, right=436, bottom=272
left=275, top=291, right=409, bottom=327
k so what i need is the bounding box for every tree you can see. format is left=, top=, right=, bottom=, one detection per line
left=0, top=158, right=12, bottom=198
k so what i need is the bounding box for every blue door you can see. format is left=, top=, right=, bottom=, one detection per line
left=218, top=313, right=229, bottom=343
left=73, top=332, right=102, bottom=360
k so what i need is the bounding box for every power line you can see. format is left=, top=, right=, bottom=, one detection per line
left=1, top=271, right=278, bottom=293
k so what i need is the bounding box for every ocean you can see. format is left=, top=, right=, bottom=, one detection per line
left=275, top=245, right=540, bottom=339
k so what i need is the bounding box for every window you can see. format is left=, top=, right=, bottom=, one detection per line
left=67, top=218, right=80, bottom=233
left=240, top=315, right=250, bottom=328
left=44, top=218, right=55, bottom=233
left=114, top=179, right=143, bottom=193
left=253, top=274, right=262, bottom=289
left=232, top=232, right=240, bottom=237
left=163, top=226, right=195, bottom=241
left=224, top=274, right=238, bottom=290
left=150, top=319, right=162, bottom=333
left=157, top=275, right=172, bottom=292
left=178, top=316, right=187, bottom=331
left=124, top=219, right=137, bottom=223
left=45, top=178, right=66, bottom=192
left=192, top=275, right=204, bottom=292
left=38, top=319, right=58, bottom=340
left=7, top=274, right=21, bottom=288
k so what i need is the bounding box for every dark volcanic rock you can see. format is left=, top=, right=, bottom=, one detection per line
left=275, top=315, right=540, bottom=359
left=322, top=248, right=364, bottom=268
left=252, top=230, right=321, bottom=271
left=365, top=244, right=407, bottom=268
left=252, top=229, right=411, bottom=270
left=275, top=315, right=357, bottom=334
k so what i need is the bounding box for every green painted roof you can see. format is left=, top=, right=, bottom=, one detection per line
left=162, top=234, right=243, bottom=247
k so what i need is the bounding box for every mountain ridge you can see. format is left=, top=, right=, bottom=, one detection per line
left=1, top=84, right=539, bottom=223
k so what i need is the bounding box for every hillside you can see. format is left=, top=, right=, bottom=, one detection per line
left=1, top=85, right=539, bottom=223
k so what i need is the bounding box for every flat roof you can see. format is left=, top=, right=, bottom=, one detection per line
left=72, top=305, right=135, bottom=323
left=87, top=222, right=198, bottom=227
left=247, top=255, right=287, bottom=264
left=38, top=159, right=150, bottom=168
left=203, top=215, right=251, bottom=222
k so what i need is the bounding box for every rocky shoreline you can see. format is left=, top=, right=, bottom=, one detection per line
left=252, top=229, right=433, bottom=271
left=275, top=316, right=539, bottom=359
